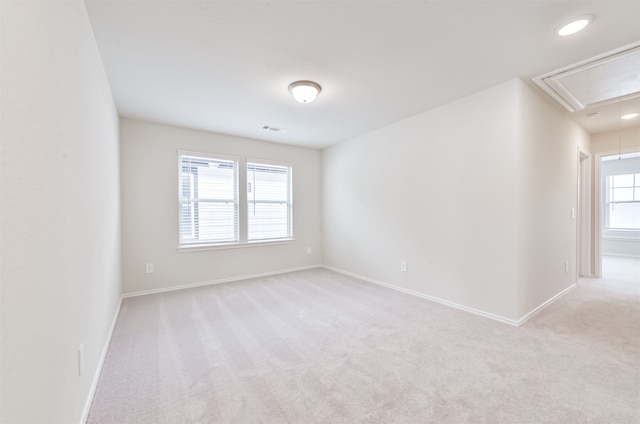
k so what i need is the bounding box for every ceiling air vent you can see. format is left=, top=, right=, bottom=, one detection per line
left=533, top=41, right=640, bottom=112
left=261, top=125, right=288, bottom=133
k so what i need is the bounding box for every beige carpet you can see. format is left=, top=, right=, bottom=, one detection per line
left=88, top=262, right=640, bottom=423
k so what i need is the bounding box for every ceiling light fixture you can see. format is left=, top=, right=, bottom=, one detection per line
left=288, top=80, right=321, bottom=103
left=556, top=15, right=593, bottom=36
left=621, top=112, right=639, bottom=120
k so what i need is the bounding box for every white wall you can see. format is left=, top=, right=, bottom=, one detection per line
left=516, top=80, right=590, bottom=317
left=0, top=1, right=121, bottom=423
left=120, top=119, right=322, bottom=294
left=323, top=78, right=589, bottom=323
left=323, top=79, right=521, bottom=321
left=592, top=126, right=640, bottom=154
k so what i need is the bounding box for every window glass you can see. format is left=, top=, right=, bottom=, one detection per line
left=247, top=163, right=292, bottom=241
left=606, top=172, right=640, bottom=230
left=179, top=155, right=238, bottom=246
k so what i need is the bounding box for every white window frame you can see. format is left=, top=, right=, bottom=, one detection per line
left=177, top=151, right=239, bottom=249
left=604, top=172, right=640, bottom=231
left=177, top=152, right=294, bottom=251
left=246, top=158, right=294, bottom=242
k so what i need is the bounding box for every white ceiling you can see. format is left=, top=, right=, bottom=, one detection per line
left=84, top=0, right=640, bottom=149
left=534, top=41, right=640, bottom=135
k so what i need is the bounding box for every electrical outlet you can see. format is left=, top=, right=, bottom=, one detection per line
left=571, top=208, right=575, bottom=219
left=145, top=263, right=154, bottom=274
left=78, top=343, right=84, bottom=376
left=307, top=246, right=312, bottom=255
left=400, top=261, right=407, bottom=272
left=564, top=261, right=569, bottom=273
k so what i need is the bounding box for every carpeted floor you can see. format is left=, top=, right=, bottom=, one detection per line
left=88, top=259, right=640, bottom=423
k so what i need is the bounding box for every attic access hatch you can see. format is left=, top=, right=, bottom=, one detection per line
left=533, top=42, right=640, bottom=112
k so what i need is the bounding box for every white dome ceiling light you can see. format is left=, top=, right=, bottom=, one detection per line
left=288, top=80, right=321, bottom=103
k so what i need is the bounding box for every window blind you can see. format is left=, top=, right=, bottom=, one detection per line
left=247, top=162, right=292, bottom=241
left=179, top=154, right=238, bottom=245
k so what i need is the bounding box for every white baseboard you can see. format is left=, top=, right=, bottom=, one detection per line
left=322, top=265, right=521, bottom=326
left=515, top=283, right=576, bottom=326
left=81, top=262, right=578, bottom=423
left=80, top=264, right=322, bottom=423
left=122, top=264, right=323, bottom=298
left=322, top=265, right=579, bottom=327
left=79, top=297, right=123, bottom=424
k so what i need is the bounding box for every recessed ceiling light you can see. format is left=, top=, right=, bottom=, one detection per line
left=621, top=112, right=639, bottom=120
left=288, top=80, right=321, bottom=103
left=556, top=15, right=593, bottom=36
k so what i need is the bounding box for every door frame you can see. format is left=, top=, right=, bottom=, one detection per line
left=593, top=146, right=640, bottom=277
left=577, top=149, right=591, bottom=278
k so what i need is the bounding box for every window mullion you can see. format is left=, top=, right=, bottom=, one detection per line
left=238, top=157, right=248, bottom=244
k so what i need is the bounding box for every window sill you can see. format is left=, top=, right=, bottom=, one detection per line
left=177, top=238, right=295, bottom=253
left=602, top=235, right=640, bottom=241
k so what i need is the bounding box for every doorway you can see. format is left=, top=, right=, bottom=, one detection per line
left=595, top=150, right=640, bottom=278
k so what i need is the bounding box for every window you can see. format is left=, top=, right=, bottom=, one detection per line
left=178, top=153, right=293, bottom=249
left=247, top=162, right=292, bottom=241
left=605, top=173, right=640, bottom=230
left=179, top=153, right=238, bottom=246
